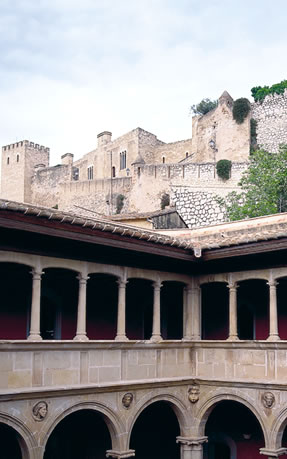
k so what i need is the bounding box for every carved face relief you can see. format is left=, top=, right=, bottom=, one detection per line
left=188, top=385, right=200, bottom=403
left=122, top=393, right=133, bottom=409
left=32, top=401, right=48, bottom=421
left=262, top=392, right=275, bottom=409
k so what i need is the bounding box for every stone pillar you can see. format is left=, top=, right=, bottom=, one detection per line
left=74, top=274, right=89, bottom=341
left=267, top=280, right=280, bottom=341
left=151, top=281, right=162, bottom=342
left=28, top=269, right=44, bottom=341
left=191, top=287, right=201, bottom=340
left=183, top=286, right=193, bottom=340
left=176, top=437, right=207, bottom=459
left=115, top=279, right=128, bottom=341
left=227, top=282, right=239, bottom=341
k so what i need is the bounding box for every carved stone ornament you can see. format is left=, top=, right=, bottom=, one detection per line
left=262, top=391, right=275, bottom=409
left=122, top=393, right=133, bottom=409
left=188, top=385, right=200, bottom=404
left=32, top=401, right=48, bottom=421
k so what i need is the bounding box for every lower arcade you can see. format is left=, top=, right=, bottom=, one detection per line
left=1, top=200, right=287, bottom=459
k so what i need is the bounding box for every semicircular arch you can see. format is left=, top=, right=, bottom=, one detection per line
left=196, top=393, right=268, bottom=445
left=127, top=393, right=189, bottom=448
left=41, top=401, right=124, bottom=452
left=0, top=412, right=37, bottom=459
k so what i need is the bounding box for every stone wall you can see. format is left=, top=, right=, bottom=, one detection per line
left=252, top=89, right=287, bottom=153
left=31, top=164, right=72, bottom=208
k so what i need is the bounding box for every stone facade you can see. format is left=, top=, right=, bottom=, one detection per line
left=252, top=89, right=287, bottom=153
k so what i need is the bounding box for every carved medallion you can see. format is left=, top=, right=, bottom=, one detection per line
left=32, top=401, right=48, bottom=421
left=262, top=391, right=275, bottom=409
left=122, top=393, right=133, bottom=409
left=188, top=385, right=200, bottom=403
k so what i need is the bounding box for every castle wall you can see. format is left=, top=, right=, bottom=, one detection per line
left=192, top=99, right=250, bottom=163
left=152, top=138, right=194, bottom=164
left=59, top=177, right=132, bottom=216
left=31, top=164, right=72, bottom=208
left=252, top=89, right=287, bottom=153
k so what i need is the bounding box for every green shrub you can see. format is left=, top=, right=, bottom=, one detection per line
left=232, top=98, right=250, bottom=124
left=250, top=118, right=258, bottom=154
left=190, top=98, right=218, bottom=116
left=116, top=194, right=125, bottom=214
left=216, top=159, right=232, bottom=180
left=251, top=80, right=287, bottom=102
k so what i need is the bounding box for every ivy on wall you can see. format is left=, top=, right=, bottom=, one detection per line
left=251, top=80, right=287, bottom=102
left=116, top=194, right=125, bottom=214
left=216, top=159, right=232, bottom=180
left=232, top=98, right=250, bottom=124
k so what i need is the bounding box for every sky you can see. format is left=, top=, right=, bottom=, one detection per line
left=0, top=0, right=286, bottom=165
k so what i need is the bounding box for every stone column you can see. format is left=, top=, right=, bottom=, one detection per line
left=227, top=282, right=239, bottom=341
left=151, top=281, right=162, bottom=342
left=176, top=437, right=207, bottom=459
left=115, top=279, right=128, bottom=341
left=267, top=280, right=280, bottom=341
left=183, top=286, right=193, bottom=340
left=74, top=274, right=89, bottom=341
left=28, top=269, right=44, bottom=341
left=191, top=287, right=201, bottom=340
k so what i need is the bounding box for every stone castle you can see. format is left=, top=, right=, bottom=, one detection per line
left=1, top=89, right=287, bottom=228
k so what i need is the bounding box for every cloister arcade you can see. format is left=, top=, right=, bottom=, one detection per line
left=1, top=250, right=287, bottom=343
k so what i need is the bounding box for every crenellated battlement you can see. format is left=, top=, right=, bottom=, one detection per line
left=2, top=140, right=50, bottom=153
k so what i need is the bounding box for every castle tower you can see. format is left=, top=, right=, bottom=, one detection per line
left=1, top=140, right=50, bottom=203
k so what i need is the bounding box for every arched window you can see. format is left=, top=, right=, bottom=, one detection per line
left=186, top=152, right=188, bottom=158
left=162, top=156, right=165, bottom=164
left=120, top=150, right=127, bottom=170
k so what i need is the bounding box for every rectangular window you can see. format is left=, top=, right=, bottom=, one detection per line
left=120, top=150, right=127, bottom=170
left=87, top=165, right=94, bottom=180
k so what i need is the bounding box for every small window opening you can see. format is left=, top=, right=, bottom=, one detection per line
left=16, top=154, right=19, bottom=162
left=162, top=157, right=165, bottom=164
left=7, top=157, right=10, bottom=165
left=120, top=150, right=127, bottom=170
left=186, top=152, right=188, bottom=158
left=87, top=165, right=94, bottom=180
left=112, top=166, right=116, bottom=178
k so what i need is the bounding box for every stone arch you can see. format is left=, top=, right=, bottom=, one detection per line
left=269, top=406, right=287, bottom=450
left=196, top=393, right=268, bottom=445
left=41, top=401, right=124, bottom=453
left=0, top=412, right=38, bottom=459
left=127, top=393, right=189, bottom=448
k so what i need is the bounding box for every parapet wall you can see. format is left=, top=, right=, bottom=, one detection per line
left=252, top=90, right=287, bottom=153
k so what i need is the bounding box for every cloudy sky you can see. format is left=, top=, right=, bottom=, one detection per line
left=0, top=0, right=286, bottom=164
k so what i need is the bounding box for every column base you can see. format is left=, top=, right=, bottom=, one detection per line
left=267, top=335, right=280, bottom=342
left=150, top=335, right=162, bottom=343
left=73, top=334, right=89, bottom=341
left=106, top=450, right=135, bottom=458
left=260, top=447, right=287, bottom=457
left=227, top=335, right=239, bottom=341
left=115, top=335, right=129, bottom=342
left=27, top=333, right=42, bottom=341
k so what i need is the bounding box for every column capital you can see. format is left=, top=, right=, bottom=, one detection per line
left=77, top=274, right=89, bottom=283
left=260, top=447, right=287, bottom=457
left=106, top=450, right=135, bottom=458
left=117, top=279, right=128, bottom=287
left=228, top=282, right=238, bottom=290
left=267, top=280, right=278, bottom=288
left=176, top=436, right=208, bottom=447
left=30, top=269, right=44, bottom=280
left=153, top=280, right=162, bottom=289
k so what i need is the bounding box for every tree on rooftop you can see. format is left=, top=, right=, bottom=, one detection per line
left=190, top=98, right=218, bottom=116
left=218, top=146, right=287, bottom=221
